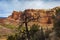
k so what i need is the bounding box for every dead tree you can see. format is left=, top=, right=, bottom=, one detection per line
left=20, top=10, right=40, bottom=40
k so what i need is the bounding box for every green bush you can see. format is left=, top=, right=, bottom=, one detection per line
left=7, top=35, right=15, bottom=40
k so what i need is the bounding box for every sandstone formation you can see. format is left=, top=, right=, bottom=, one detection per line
left=6, top=9, right=53, bottom=29
left=0, top=6, right=60, bottom=29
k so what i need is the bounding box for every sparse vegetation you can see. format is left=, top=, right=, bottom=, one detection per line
left=7, top=24, right=52, bottom=40
left=4, top=24, right=16, bottom=29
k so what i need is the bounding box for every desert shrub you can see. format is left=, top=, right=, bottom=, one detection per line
left=4, top=24, right=16, bottom=29
left=54, top=21, right=60, bottom=37
left=14, top=26, right=27, bottom=40
left=29, top=24, right=40, bottom=40
left=29, top=24, right=46, bottom=40
left=7, top=24, right=50, bottom=40
left=44, top=27, right=51, bottom=40
left=7, top=35, right=15, bottom=40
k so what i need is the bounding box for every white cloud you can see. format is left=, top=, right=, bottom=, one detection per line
left=0, top=0, right=60, bottom=17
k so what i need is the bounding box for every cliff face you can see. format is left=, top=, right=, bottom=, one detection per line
left=1, top=6, right=60, bottom=28
left=6, top=9, right=53, bottom=28
left=4, top=11, right=22, bottom=26
left=7, top=11, right=22, bottom=20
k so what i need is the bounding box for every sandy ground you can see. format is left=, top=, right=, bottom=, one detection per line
left=0, top=38, right=7, bottom=40
left=0, top=39, right=6, bottom=40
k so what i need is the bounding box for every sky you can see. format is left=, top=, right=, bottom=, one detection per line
left=0, top=0, right=60, bottom=17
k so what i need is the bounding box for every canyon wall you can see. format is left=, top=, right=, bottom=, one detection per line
left=1, top=6, right=60, bottom=29
left=6, top=9, right=53, bottom=29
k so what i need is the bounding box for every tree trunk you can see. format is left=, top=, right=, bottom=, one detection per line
left=25, top=17, right=30, bottom=40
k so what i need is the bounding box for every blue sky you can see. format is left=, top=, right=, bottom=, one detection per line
left=0, top=0, right=60, bottom=17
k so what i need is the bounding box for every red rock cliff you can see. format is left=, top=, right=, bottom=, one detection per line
left=6, top=9, right=53, bottom=28
left=1, top=6, right=60, bottom=28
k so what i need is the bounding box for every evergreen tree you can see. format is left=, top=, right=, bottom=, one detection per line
left=40, top=27, right=45, bottom=40
left=30, top=24, right=40, bottom=40
left=54, top=20, right=60, bottom=37
left=53, top=8, right=60, bottom=37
